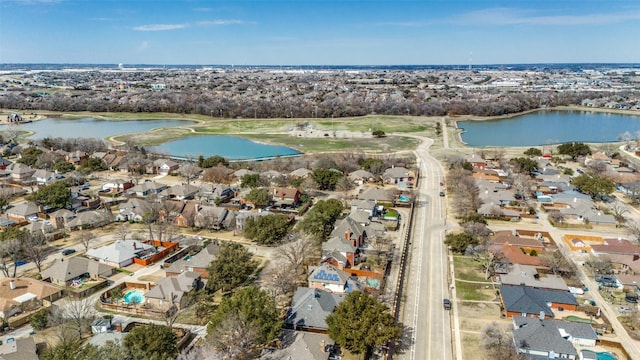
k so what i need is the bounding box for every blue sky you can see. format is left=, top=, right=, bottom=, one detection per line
left=1, top=0, right=639, bottom=65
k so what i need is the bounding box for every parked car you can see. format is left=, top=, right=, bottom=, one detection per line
left=61, top=248, right=76, bottom=256
left=15, top=260, right=27, bottom=266
left=439, top=191, right=445, bottom=197
left=619, top=306, right=634, bottom=313
left=443, top=298, right=451, bottom=310
left=625, top=295, right=638, bottom=304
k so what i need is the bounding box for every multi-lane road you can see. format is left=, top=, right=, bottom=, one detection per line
left=398, top=135, right=455, bottom=360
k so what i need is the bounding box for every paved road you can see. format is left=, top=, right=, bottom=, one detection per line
left=398, top=135, right=454, bottom=360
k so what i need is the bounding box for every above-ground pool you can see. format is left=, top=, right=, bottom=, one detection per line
left=123, top=290, right=145, bottom=305
left=399, top=195, right=410, bottom=202
left=582, top=350, right=617, bottom=360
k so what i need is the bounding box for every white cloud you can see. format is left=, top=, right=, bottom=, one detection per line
left=133, top=24, right=187, bottom=31
left=196, top=19, right=255, bottom=26
left=451, top=7, right=640, bottom=26
left=137, top=41, right=149, bottom=51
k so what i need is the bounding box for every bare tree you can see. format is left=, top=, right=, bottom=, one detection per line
left=475, top=249, right=503, bottom=280
left=58, top=297, right=96, bottom=339
left=548, top=211, right=565, bottom=224
left=0, top=238, right=23, bottom=278
left=180, top=164, right=202, bottom=185
left=481, top=322, right=522, bottom=360
left=77, top=230, right=95, bottom=253
left=261, top=261, right=299, bottom=301
left=610, top=202, right=629, bottom=228
left=163, top=304, right=180, bottom=328
left=114, top=222, right=130, bottom=241
left=584, top=254, right=613, bottom=274
left=22, top=232, right=48, bottom=272
left=208, top=313, right=260, bottom=359
left=276, top=233, right=315, bottom=277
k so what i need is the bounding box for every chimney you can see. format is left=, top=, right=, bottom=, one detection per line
left=321, top=340, right=326, bottom=352
left=633, top=254, right=639, bottom=261
left=345, top=230, right=350, bottom=241
left=9, top=280, right=16, bottom=290
left=133, top=242, right=137, bottom=250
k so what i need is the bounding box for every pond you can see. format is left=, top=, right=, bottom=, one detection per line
left=457, top=110, right=640, bottom=147
left=155, top=135, right=300, bottom=160
left=2, top=117, right=193, bottom=139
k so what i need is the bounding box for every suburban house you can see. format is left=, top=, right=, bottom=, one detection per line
left=350, top=199, right=377, bottom=216
left=86, top=240, right=155, bottom=267
left=102, top=179, right=134, bottom=192
left=0, top=157, right=11, bottom=170
left=147, top=159, right=180, bottom=175
left=308, top=264, right=363, bottom=294
left=289, top=168, right=312, bottom=179
left=512, top=316, right=597, bottom=359
left=5, top=163, right=35, bottom=183
left=196, top=183, right=236, bottom=204
left=464, top=153, right=487, bottom=169
left=500, top=284, right=578, bottom=318
left=285, top=287, right=346, bottom=332
left=159, top=184, right=200, bottom=201
left=0, top=336, right=38, bottom=360
left=64, top=210, right=113, bottom=231
left=193, top=205, right=230, bottom=230
left=127, top=181, right=169, bottom=197
left=41, top=257, right=115, bottom=287
left=381, top=166, right=413, bottom=185
left=269, top=187, right=301, bottom=207
left=116, top=198, right=152, bottom=222
left=5, top=201, right=40, bottom=222
left=590, top=238, right=640, bottom=256
left=145, top=271, right=203, bottom=310
left=330, top=217, right=366, bottom=248
left=348, top=169, right=375, bottom=185
left=235, top=211, right=272, bottom=232
left=358, top=187, right=393, bottom=203
left=321, top=236, right=357, bottom=269
left=499, top=264, right=568, bottom=291
left=601, top=253, right=640, bottom=275
left=165, top=242, right=220, bottom=278
left=0, top=278, right=64, bottom=319
left=66, top=150, right=88, bottom=165
left=32, top=169, right=59, bottom=185
left=48, top=209, right=75, bottom=229
left=261, top=330, right=336, bottom=360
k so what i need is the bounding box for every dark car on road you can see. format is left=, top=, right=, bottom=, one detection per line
left=61, top=248, right=76, bottom=256
left=439, top=191, right=445, bottom=197
left=443, top=298, right=451, bottom=310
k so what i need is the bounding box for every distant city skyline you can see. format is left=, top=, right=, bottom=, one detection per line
left=1, top=0, right=639, bottom=65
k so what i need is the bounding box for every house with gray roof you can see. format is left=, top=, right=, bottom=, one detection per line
left=285, top=287, right=345, bottom=331
left=500, top=284, right=578, bottom=318
left=116, top=198, right=152, bottom=222
left=321, top=236, right=357, bottom=269
left=358, top=187, right=393, bottom=202
left=512, top=316, right=597, bottom=359
left=381, top=166, right=413, bottom=184
left=193, top=205, right=229, bottom=230
left=350, top=199, right=377, bottom=216
left=348, top=169, right=375, bottom=185
left=86, top=240, right=154, bottom=267
left=165, top=242, right=220, bottom=278
left=0, top=336, right=38, bottom=360
left=289, top=168, right=312, bottom=179
left=127, top=181, right=169, bottom=197
left=499, top=264, right=568, bottom=291
left=5, top=163, right=35, bottom=183
left=331, top=216, right=366, bottom=248
left=5, top=201, right=40, bottom=222
left=41, top=257, right=115, bottom=287
left=308, top=264, right=363, bottom=294
left=145, top=271, right=203, bottom=310
left=159, top=184, right=200, bottom=201
left=261, top=329, right=336, bottom=360
left=64, top=210, right=113, bottom=231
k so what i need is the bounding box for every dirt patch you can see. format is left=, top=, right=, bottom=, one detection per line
left=124, top=263, right=144, bottom=273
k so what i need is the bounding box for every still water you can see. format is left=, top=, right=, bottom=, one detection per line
left=458, top=110, right=640, bottom=146
left=4, top=117, right=192, bottom=139
left=156, top=136, right=300, bottom=160
left=3, top=118, right=299, bottom=159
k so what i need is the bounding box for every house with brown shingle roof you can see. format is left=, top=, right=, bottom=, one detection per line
left=591, top=238, right=640, bottom=256
left=0, top=278, right=63, bottom=318
left=269, top=187, right=301, bottom=206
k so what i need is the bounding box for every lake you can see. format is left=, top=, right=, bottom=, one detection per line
left=457, top=110, right=640, bottom=146
left=3, top=117, right=300, bottom=159
left=3, top=117, right=192, bottom=139
left=155, top=136, right=300, bottom=160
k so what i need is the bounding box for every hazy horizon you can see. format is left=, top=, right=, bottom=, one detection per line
left=1, top=0, right=639, bottom=65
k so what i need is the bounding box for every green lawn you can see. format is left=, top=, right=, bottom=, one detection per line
left=452, top=255, right=488, bottom=282
left=455, top=280, right=495, bottom=301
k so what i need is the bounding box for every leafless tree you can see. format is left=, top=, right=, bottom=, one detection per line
left=541, top=250, right=576, bottom=279
left=548, top=211, right=566, bottom=224
left=77, top=230, right=95, bottom=253
left=180, top=164, right=202, bottom=185
left=261, top=261, right=299, bottom=301
left=163, top=304, right=180, bottom=328
left=587, top=159, right=609, bottom=175
left=22, top=232, right=48, bottom=272
left=0, top=238, right=23, bottom=278
left=475, top=249, right=503, bottom=280
left=114, top=222, right=130, bottom=241
left=481, top=322, right=522, bottom=360
left=584, top=254, right=613, bottom=274
left=58, top=297, right=96, bottom=339
left=610, top=202, right=629, bottom=228
left=202, top=165, right=233, bottom=184
left=627, top=221, right=640, bottom=244
left=276, top=233, right=315, bottom=277
left=208, top=313, right=260, bottom=359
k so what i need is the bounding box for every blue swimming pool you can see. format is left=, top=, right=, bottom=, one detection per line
left=582, top=350, right=617, bottom=360
left=123, top=290, right=145, bottom=305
